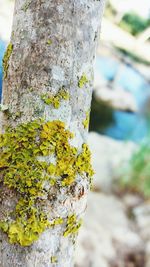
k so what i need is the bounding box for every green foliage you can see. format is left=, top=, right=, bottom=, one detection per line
left=105, top=1, right=116, bottom=20
left=41, top=88, right=70, bottom=109
left=0, top=119, right=93, bottom=245
left=116, top=47, right=150, bottom=66
left=2, top=43, right=13, bottom=79
left=120, top=12, right=150, bottom=36
left=90, top=94, right=114, bottom=133
left=121, top=141, right=150, bottom=198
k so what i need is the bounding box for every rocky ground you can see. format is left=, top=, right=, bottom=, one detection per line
left=75, top=133, right=150, bottom=267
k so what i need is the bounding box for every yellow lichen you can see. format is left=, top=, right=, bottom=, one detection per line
left=8, top=201, right=49, bottom=246
left=50, top=217, right=64, bottom=227
left=2, top=43, right=13, bottom=79
left=0, top=119, right=93, bottom=246
left=41, top=87, right=70, bottom=109
left=83, top=111, right=90, bottom=129
left=78, top=73, right=89, bottom=88
left=51, top=256, right=58, bottom=263
left=47, top=39, right=52, bottom=45
left=63, top=214, right=82, bottom=237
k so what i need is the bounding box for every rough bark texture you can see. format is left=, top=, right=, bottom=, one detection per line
left=0, top=0, right=105, bottom=266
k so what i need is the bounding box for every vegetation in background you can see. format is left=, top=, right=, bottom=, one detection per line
left=121, top=139, right=150, bottom=198
left=90, top=94, right=114, bottom=133
left=105, top=1, right=117, bottom=21
left=116, top=47, right=150, bottom=66
left=120, top=12, right=150, bottom=36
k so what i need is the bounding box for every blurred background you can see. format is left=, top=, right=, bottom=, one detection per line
left=0, top=0, right=150, bottom=266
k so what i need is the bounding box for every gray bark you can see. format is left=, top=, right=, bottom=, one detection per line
left=0, top=0, right=105, bottom=266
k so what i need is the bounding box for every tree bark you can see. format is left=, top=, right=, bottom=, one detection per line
left=0, top=0, right=105, bottom=266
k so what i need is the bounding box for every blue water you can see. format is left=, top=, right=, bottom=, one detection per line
left=95, top=56, right=150, bottom=142
left=105, top=111, right=148, bottom=142
left=95, top=56, right=119, bottom=82
left=0, top=40, right=6, bottom=101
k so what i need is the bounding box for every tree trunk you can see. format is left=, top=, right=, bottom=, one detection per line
left=0, top=0, right=105, bottom=266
